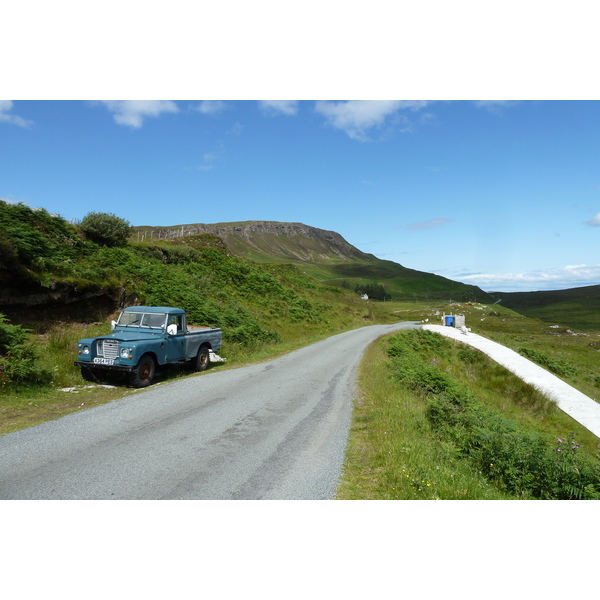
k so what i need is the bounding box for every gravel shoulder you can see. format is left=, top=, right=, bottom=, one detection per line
left=423, top=324, right=600, bottom=439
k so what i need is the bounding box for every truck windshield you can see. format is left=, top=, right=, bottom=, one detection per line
left=118, top=312, right=167, bottom=329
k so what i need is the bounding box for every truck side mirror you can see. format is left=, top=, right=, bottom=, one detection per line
left=111, top=320, right=117, bottom=330
left=167, top=324, right=178, bottom=335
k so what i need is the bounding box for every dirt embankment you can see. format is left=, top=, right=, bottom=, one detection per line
left=0, top=284, right=135, bottom=328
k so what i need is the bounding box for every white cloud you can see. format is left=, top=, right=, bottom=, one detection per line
left=0, top=196, right=21, bottom=204
left=227, top=122, right=244, bottom=136
left=194, top=101, right=228, bottom=115
left=0, top=100, right=33, bottom=128
left=472, top=100, right=520, bottom=114
left=314, top=100, right=430, bottom=141
left=406, top=217, right=450, bottom=231
left=99, top=100, right=179, bottom=128
left=188, top=143, right=224, bottom=172
left=458, top=264, right=600, bottom=292
left=585, top=212, right=600, bottom=226
left=259, top=100, right=299, bottom=116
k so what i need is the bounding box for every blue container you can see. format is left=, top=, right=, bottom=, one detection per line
left=445, top=316, right=455, bottom=327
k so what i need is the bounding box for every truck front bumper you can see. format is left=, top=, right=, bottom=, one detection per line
left=74, top=361, right=134, bottom=373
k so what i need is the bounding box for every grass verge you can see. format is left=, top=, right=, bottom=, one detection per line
left=337, top=329, right=600, bottom=500
left=389, top=301, right=600, bottom=403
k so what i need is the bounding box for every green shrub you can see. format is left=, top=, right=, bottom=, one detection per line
left=519, top=346, right=579, bottom=378
left=426, top=392, right=600, bottom=499
left=0, top=201, right=82, bottom=272
left=388, top=328, right=449, bottom=359
left=0, top=203, right=340, bottom=358
left=79, top=212, right=133, bottom=247
left=354, top=281, right=391, bottom=301
left=386, top=329, right=600, bottom=499
left=0, top=314, right=51, bottom=387
left=458, top=346, right=482, bottom=364
left=0, top=313, right=29, bottom=350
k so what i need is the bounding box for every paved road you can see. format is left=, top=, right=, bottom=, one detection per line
left=0, top=322, right=418, bottom=500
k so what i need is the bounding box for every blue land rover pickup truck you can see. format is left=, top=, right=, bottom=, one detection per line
left=74, top=306, right=222, bottom=388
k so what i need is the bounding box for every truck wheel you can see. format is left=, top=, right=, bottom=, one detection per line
left=193, top=345, right=210, bottom=372
left=129, top=355, right=156, bottom=388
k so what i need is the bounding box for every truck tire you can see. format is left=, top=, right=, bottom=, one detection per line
left=193, top=345, right=210, bottom=372
left=129, top=355, right=156, bottom=388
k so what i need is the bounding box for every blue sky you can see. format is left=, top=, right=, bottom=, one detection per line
left=2, top=2, right=599, bottom=294
left=2, top=99, right=599, bottom=293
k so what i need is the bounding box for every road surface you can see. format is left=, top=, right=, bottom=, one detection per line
left=0, top=322, right=418, bottom=500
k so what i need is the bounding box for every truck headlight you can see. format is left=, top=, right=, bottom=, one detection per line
left=121, top=348, right=131, bottom=359
left=82, top=345, right=90, bottom=355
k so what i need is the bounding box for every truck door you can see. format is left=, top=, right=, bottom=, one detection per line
left=166, top=314, right=186, bottom=362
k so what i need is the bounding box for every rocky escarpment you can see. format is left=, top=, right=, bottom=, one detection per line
left=135, top=221, right=368, bottom=263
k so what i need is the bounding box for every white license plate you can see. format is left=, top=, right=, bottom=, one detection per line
left=94, top=358, right=115, bottom=365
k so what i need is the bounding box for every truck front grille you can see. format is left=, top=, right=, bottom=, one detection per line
left=97, top=339, right=119, bottom=359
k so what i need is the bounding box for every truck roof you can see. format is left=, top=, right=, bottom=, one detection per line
left=122, top=306, right=185, bottom=314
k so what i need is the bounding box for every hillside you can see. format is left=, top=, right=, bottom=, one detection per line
left=136, top=221, right=365, bottom=262
left=0, top=202, right=489, bottom=337
left=493, top=285, right=600, bottom=332
left=2, top=201, right=405, bottom=397
left=135, top=220, right=492, bottom=303
left=0, top=204, right=368, bottom=339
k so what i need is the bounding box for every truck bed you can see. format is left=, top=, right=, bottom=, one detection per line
left=187, top=325, right=221, bottom=333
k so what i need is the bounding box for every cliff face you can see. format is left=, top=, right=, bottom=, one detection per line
left=138, top=221, right=368, bottom=263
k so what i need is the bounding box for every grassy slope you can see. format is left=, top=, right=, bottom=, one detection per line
left=493, top=285, right=600, bottom=332
left=338, top=323, right=600, bottom=500
left=251, top=250, right=493, bottom=303
left=338, top=338, right=511, bottom=500
left=138, top=222, right=493, bottom=303
left=386, top=301, right=600, bottom=403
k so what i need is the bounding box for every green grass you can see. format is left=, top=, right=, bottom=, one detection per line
left=337, top=338, right=510, bottom=499
left=337, top=329, right=600, bottom=500
left=389, top=301, right=600, bottom=404
left=493, top=285, right=600, bottom=332
left=136, top=220, right=493, bottom=304
left=0, top=205, right=397, bottom=433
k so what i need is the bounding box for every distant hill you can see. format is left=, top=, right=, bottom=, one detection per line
left=136, top=221, right=365, bottom=262
left=492, top=285, right=600, bottom=331
left=135, top=220, right=493, bottom=303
